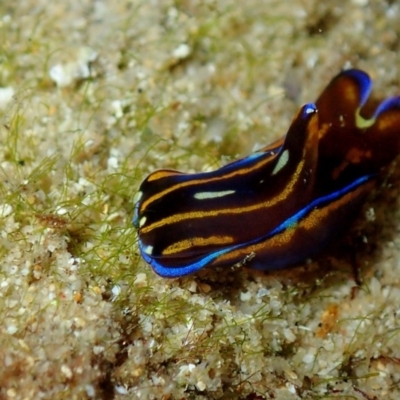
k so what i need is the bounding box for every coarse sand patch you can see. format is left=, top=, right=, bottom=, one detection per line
left=0, top=1, right=400, bottom=399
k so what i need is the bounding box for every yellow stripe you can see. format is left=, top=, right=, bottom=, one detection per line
left=140, top=160, right=305, bottom=234
left=147, top=170, right=183, bottom=181
left=215, top=225, right=297, bottom=264
left=259, top=137, right=284, bottom=152
left=213, top=181, right=371, bottom=265
left=140, top=151, right=277, bottom=212
left=162, top=235, right=234, bottom=255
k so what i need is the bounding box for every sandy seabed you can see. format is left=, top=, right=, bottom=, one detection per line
left=1, top=1, right=400, bottom=399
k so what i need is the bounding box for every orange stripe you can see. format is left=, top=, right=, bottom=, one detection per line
left=140, top=151, right=278, bottom=213
left=162, top=235, right=234, bottom=255
left=212, top=182, right=371, bottom=265
left=140, top=160, right=305, bottom=234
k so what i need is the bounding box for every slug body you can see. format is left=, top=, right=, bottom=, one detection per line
left=134, top=69, right=400, bottom=278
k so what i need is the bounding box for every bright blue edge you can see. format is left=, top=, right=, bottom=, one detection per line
left=138, top=174, right=374, bottom=278
left=344, top=69, right=400, bottom=116
left=373, top=96, right=400, bottom=118
left=343, top=69, right=372, bottom=108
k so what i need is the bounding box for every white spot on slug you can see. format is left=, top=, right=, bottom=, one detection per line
left=139, top=216, right=147, bottom=227
left=143, top=245, right=153, bottom=255
left=134, top=191, right=143, bottom=203
left=271, top=150, right=289, bottom=175
left=194, top=190, right=236, bottom=200
left=305, top=105, right=315, bottom=114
